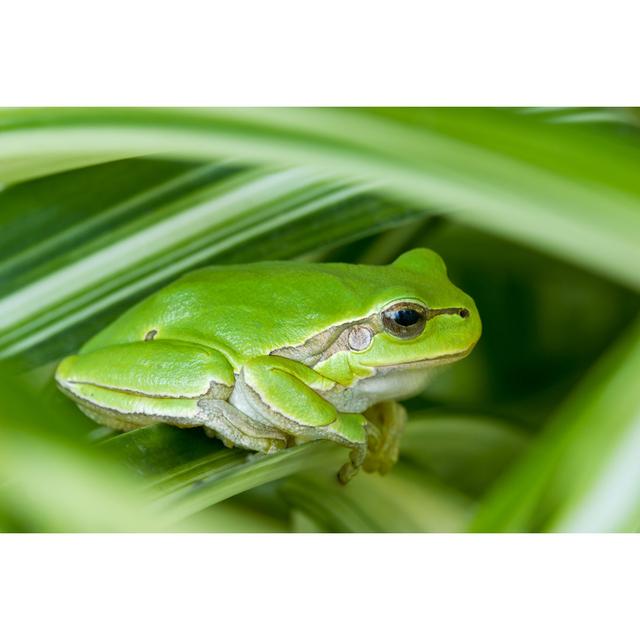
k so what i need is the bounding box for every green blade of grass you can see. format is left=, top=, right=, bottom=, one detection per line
left=99, top=423, right=230, bottom=478
left=0, top=151, right=138, bottom=186
left=0, top=159, right=238, bottom=294
left=0, top=368, right=295, bottom=532
left=400, top=412, right=530, bottom=497
left=0, top=108, right=638, bottom=288
left=0, top=161, right=426, bottom=363
left=97, top=412, right=481, bottom=529
left=471, top=315, right=640, bottom=532
left=149, top=442, right=347, bottom=527
left=279, top=465, right=472, bottom=533
left=0, top=166, right=329, bottom=351
left=0, top=365, right=170, bottom=532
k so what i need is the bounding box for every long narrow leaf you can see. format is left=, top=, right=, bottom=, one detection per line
left=471, top=316, right=640, bottom=532
left=0, top=108, right=638, bottom=288
left=1, top=162, right=425, bottom=363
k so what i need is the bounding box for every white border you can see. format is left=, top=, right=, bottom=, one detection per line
left=1, top=534, right=638, bottom=639
left=1, top=0, right=639, bottom=105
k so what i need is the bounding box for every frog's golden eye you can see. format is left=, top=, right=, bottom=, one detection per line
left=381, top=302, right=427, bottom=339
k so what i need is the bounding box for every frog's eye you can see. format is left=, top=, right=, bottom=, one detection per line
left=381, top=302, right=427, bottom=339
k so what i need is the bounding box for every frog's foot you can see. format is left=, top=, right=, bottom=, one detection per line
left=198, top=397, right=288, bottom=454
left=315, top=412, right=367, bottom=484
left=337, top=440, right=367, bottom=485
left=362, top=401, right=407, bottom=475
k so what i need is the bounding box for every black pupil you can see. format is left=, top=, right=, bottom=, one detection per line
left=393, top=308, right=422, bottom=326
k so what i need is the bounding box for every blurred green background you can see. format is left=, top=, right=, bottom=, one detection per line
left=0, top=107, right=639, bottom=532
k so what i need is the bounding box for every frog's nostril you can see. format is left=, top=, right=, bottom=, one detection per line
left=459, top=309, right=470, bottom=319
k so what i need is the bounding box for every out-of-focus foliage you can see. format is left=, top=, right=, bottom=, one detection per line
left=0, top=107, right=638, bottom=532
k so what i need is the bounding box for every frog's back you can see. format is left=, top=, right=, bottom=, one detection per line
left=81, top=261, right=396, bottom=363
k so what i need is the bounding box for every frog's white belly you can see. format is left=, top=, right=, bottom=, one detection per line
left=326, top=366, right=434, bottom=413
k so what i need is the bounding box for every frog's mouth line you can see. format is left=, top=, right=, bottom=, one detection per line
left=366, top=342, right=478, bottom=371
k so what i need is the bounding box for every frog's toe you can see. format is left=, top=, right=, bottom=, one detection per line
left=266, top=439, right=288, bottom=454
left=337, top=461, right=359, bottom=485
left=336, top=439, right=368, bottom=484
left=362, top=444, right=400, bottom=475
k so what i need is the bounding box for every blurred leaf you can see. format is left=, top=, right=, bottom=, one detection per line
left=1, top=108, right=638, bottom=289
left=471, top=316, right=640, bottom=532
left=517, top=107, right=638, bottom=127
left=0, top=364, right=163, bottom=532
left=150, top=442, right=347, bottom=527
left=0, top=157, right=213, bottom=282
left=400, top=412, right=529, bottom=497
left=77, top=412, right=478, bottom=529
left=100, top=423, right=230, bottom=477
left=279, top=465, right=472, bottom=532
left=0, top=159, right=425, bottom=363
left=0, top=151, right=136, bottom=186
left=196, top=502, right=288, bottom=533
left=422, top=223, right=640, bottom=427
left=0, top=366, right=295, bottom=533
left=100, top=423, right=351, bottom=525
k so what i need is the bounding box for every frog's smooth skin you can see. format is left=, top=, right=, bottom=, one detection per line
left=56, top=248, right=481, bottom=482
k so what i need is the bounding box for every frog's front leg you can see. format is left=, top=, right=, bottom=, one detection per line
left=362, top=401, right=407, bottom=475
left=232, top=355, right=369, bottom=483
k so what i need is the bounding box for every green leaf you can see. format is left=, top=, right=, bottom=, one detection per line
left=0, top=158, right=425, bottom=363
left=0, top=364, right=166, bottom=532
left=100, top=423, right=230, bottom=478
left=279, top=465, right=472, bottom=533
left=471, top=316, right=640, bottom=532
left=98, top=415, right=477, bottom=531
left=1, top=108, right=638, bottom=288
left=400, top=412, right=530, bottom=497
left=149, top=442, right=347, bottom=528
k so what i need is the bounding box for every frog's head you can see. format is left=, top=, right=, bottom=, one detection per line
left=346, top=248, right=481, bottom=372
